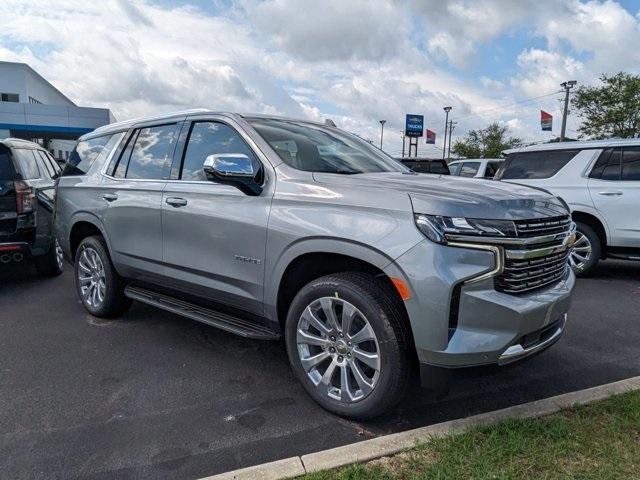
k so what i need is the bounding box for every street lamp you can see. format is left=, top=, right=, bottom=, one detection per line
left=442, top=107, right=452, bottom=160
left=379, top=120, right=386, bottom=150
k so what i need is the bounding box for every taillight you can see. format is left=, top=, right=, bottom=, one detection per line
left=15, top=180, right=35, bottom=214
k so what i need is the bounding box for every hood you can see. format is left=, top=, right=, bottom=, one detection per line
left=313, top=172, right=568, bottom=220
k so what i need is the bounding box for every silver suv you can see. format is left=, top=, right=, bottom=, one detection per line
left=55, top=111, right=576, bottom=419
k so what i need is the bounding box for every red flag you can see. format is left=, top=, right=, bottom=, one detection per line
left=425, top=129, right=436, bottom=144
left=541, top=110, right=552, bottom=131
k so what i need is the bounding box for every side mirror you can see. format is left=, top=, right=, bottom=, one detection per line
left=203, top=153, right=262, bottom=196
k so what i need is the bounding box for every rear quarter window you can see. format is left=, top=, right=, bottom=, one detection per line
left=12, top=149, right=41, bottom=179
left=63, top=133, right=121, bottom=176
left=499, top=149, right=579, bottom=180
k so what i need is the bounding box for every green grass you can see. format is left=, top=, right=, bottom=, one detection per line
left=302, top=391, right=640, bottom=480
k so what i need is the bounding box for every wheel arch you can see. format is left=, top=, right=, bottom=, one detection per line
left=572, top=210, right=607, bottom=255
left=68, top=214, right=110, bottom=261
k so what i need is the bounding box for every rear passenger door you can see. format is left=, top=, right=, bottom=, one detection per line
left=160, top=118, right=271, bottom=315
left=101, top=123, right=179, bottom=281
left=588, top=147, right=640, bottom=247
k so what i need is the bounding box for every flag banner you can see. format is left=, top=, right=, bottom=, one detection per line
left=541, top=110, right=553, bottom=131
left=426, top=129, right=436, bottom=144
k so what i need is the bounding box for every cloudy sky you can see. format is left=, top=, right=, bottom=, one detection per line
left=1, top=0, right=639, bottom=155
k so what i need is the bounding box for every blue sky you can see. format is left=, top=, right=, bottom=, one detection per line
left=1, top=0, right=639, bottom=155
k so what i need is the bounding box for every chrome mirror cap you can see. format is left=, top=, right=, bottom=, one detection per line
left=203, top=153, right=255, bottom=178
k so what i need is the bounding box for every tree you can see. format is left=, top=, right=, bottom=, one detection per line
left=451, top=123, right=522, bottom=159
left=572, top=72, right=640, bottom=139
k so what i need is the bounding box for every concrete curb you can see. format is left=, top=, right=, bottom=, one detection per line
left=201, top=376, right=640, bottom=479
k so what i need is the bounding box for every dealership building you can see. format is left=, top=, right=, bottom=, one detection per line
left=0, top=61, right=114, bottom=161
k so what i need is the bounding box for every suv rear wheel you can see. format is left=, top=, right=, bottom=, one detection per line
left=34, top=238, right=64, bottom=277
left=285, top=272, right=410, bottom=419
left=74, top=236, right=131, bottom=317
left=569, top=222, right=601, bottom=277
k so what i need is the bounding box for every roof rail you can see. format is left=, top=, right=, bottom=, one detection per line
left=92, top=108, right=211, bottom=134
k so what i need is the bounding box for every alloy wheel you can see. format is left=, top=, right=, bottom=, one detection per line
left=569, top=230, right=592, bottom=271
left=77, top=247, right=106, bottom=308
left=296, top=297, right=380, bottom=403
left=55, top=239, right=64, bottom=270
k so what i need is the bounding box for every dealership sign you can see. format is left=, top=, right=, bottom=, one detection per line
left=405, top=114, right=424, bottom=137
left=541, top=110, right=552, bottom=131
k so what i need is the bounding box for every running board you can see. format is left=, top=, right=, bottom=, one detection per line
left=124, top=286, right=280, bottom=340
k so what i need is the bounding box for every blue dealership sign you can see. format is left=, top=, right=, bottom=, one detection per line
left=405, top=114, right=424, bottom=137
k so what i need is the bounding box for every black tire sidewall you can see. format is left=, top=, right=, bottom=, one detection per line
left=74, top=236, right=125, bottom=317
left=34, top=238, right=64, bottom=277
left=573, top=222, right=601, bottom=276
left=285, top=274, right=407, bottom=419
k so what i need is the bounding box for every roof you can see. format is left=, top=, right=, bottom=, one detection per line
left=0, top=61, right=76, bottom=106
left=85, top=110, right=333, bottom=140
left=448, top=158, right=503, bottom=163
left=0, top=137, right=45, bottom=150
left=504, top=138, right=640, bottom=155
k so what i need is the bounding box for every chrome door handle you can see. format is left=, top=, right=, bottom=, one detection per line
left=165, top=197, right=188, bottom=207
left=101, top=193, right=118, bottom=202
left=598, top=191, right=623, bottom=196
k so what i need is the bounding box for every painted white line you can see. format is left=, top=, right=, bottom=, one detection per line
left=201, top=376, right=640, bottom=479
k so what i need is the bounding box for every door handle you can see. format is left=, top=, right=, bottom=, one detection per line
left=165, top=197, right=188, bottom=207
left=598, top=191, right=623, bottom=196
left=101, top=193, right=118, bottom=202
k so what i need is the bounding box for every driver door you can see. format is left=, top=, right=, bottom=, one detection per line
left=161, top=119, right=271, bottom=315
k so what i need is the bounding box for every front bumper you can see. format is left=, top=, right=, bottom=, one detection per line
left=385, top=239, right=575, bottom=373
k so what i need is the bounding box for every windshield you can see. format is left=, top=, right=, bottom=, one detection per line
left=248, top=118, right=408, bottom=174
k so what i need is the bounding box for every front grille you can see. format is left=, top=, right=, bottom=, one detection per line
left=514, top=215, right=572, bottom=238
left=495, top=214, right=572, bottom=294
left=496, top=250, right=569, bottom=294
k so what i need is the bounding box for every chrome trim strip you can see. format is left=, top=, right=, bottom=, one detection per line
left=448, top=242, right=504, bottom=284
left=498, top=314, right=567, bottom=365
left=445, top=231, right=569, bottom=246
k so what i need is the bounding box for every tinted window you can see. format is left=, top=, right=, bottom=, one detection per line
left=250, top=118, right=407, bottom=174
left=449, top=162, right=462, bottom=175
left=459, top=162, right=480, bottom=177
left=181, top=122, right=258, bottom=181
left=590, top=148, right=621, bottom=180
left=429, top=161, right=450, bottom=174
left=0, top=153, right=13, bottom=180
left=484, top=161, right=501, bottom=178
left=500, top=149, right=579, bottom=179
left=65, top=134, right=120, bottom=176
left=12, top=149, right=41, bottom=179
left=622, top=147, right=640, bottom=181
left=125, top=125, right=177, bottom=180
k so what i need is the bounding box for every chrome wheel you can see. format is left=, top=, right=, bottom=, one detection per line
left=54, top=239, right=64, bottom=270
left=78, top=247, right=106, bottom=308
left=569, top=231, right=592, bottom=271
left=296, top=297, right=380, bottom=403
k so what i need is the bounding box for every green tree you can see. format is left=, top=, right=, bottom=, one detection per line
left=572, top=72, right=640, bottom=139
left=451, top=123, right=522, bottom=158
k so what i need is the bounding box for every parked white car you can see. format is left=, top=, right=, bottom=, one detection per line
left=449, top=158, right=503, bottom=179
left=498, top=139, right=640, bottom=275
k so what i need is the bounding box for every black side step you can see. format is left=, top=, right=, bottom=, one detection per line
left=124, top=286, right=280, bottom=340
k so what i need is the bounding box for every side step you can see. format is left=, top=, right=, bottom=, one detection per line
left=124, top=286, right=281, bottom=340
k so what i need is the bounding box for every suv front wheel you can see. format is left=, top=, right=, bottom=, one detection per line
left=285, top=272, right=410, bottom=419
left=569, top=222, right=601, bottom=277
left=74, top=236, right=131, bottom=317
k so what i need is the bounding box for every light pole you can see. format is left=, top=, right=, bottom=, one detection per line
left=560, top=80, right=577, bottom=142
left=379, top=120, right=386, bottom=150
left=442, top=107, right=452, bottom=160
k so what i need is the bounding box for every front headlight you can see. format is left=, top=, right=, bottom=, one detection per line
left=414, top=214, right=517, bottom=244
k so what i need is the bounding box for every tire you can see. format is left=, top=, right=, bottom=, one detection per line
left=570, top=222, right=601, bottom=277
left=74, top=236, right=131, bottom=318
left=34, top=238, right=64, bottom=277
left=285, top=272, right=411, bottom=420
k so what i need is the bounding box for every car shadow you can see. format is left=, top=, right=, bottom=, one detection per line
left=586, top=259, right=640, bottom=281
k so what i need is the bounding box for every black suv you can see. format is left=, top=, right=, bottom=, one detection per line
left=396, top=157, right=450, bottom=175
left=0, top=138, right=63, bottom=276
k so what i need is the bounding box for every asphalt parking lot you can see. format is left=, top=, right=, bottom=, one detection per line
left=1, top=260, right=639, bottom=480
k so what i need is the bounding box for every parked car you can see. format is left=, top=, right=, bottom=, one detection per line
left=498, top=139, right=640, bottom=276
left=395, top=157, right=450, bottom=174
left=55, top=111, right=576, bottom=419
left=448, top=158, right=503, bottom=178
left=0, top=138, right=63, bottom=275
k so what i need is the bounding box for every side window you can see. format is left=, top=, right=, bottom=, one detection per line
left=622, top=147, right=640, bottom=181
left=65, top=134, right=119, bottom=176
left=429, top=161, right=449, bottom=174
left=484, top=161, right=500, bottom=178
left=35, top=150, right=54, bottom=178
left=459, top=162, right=480, bottom=177
left=449, top=163, right=462, bottom=175
left=124, top=124, right=177, bottom=180
left=590, top=148, right=621, bottom=180
left=46, top=152, right=62, bottom=174
left=500, top=150, right=579, bottom=180
left=11, top=149, right=41, bottom=179
left=181, top=121, right=259, bottom=181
